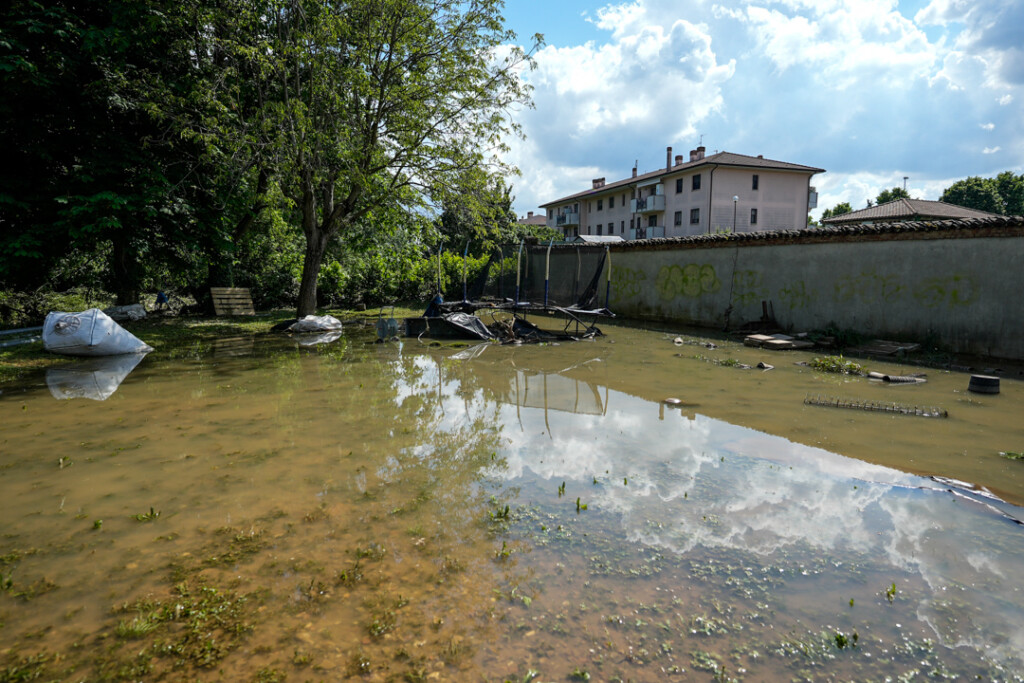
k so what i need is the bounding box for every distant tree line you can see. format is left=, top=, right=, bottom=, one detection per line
left=0, top=0, right=553, bottom=322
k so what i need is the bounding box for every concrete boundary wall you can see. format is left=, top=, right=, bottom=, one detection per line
left=548, top=217, right=1024, bottom=360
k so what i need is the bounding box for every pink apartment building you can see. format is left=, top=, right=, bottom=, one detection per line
left=540, top=146, right=824, bottom=240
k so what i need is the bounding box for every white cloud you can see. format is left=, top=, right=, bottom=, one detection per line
left=503, top=0, right=1024, bottom=217
left=741, top=0, right=937, bottom=87
left=916, top=0, right=1024, bottom=87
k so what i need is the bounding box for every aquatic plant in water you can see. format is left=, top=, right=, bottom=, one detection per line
left=809, top=355, right=863, bottom=374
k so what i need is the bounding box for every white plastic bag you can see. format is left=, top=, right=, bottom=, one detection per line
left=43, top=308, right=154, bottom=356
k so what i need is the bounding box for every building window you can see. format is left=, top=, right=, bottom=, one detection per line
left=750, top=208, right=758, bottom=225
left=629, top=218, right=634, bottom=229
left=690, top=208, right=700, bottom=224
left=597, top=224, right=603, bottom=235
left=609, top=196, right=614, bottom=209
left=692, top=174, right=701, bottom=191
left=674, top=211, right=682, bottom=226
left=648, top=215, right=657, bottom=228
left=620, top=220, right=625, bottom=233
left=676, top=178, right=683, bottom=193
left=622, top=193, right=626, bottom=205
left=752, top=174, right=759, bottom=190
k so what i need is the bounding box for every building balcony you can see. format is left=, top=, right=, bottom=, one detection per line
left=555, top=211, right=579, bottom=226
left=629, top=225, right=665, bottom=240
left=631, top=195, right=665, bottom=213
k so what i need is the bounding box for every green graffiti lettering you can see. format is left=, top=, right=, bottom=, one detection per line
left=655, top=264, right=721, bottom=300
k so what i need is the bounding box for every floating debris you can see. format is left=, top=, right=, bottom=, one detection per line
left=663, top=397, right=683, bottom=405
left=867, top=371, right=927, bottom=384
left=804, top=395, right=947, bottom=418
left=757, top=362, right=774, bottom=371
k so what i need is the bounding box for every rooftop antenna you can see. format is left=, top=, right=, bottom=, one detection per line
left=903, top=176, right=909, bottom=192
left=698, top=133, right=704, bottom=146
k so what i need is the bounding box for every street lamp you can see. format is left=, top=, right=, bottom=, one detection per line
left=732, top=195, right=739, bottom=233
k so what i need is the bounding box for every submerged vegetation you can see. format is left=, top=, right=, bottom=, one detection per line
left=809, top=354, right=864, bottom=375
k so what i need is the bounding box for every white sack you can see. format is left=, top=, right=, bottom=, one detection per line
left=43, top=308, right=153, bottom=356
left=288, top=315, right=343, bottom=333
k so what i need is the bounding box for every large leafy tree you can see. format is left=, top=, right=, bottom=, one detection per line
left=255, top=0, right=539, bottom=316
left=0, top=0, right=270, bottom=305
left=941, top=176, right=1004, bottom=214
left=994, top=171, right=1024, bottom=216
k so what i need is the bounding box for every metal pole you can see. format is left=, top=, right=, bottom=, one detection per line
left=436, top=241, right=443, bottom=296
left=514, top=240, right=524, bottom=307
left=497, top=245, right=505, bottom=300
left=462, top=240, right=469, bottom=303
left=604, top=246, right=612, bottom=308
left=544, top=239, right=553, bottom=308
left=573, top=247, right=581, bottom=303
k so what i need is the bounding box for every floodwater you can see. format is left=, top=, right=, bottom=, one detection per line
left=2, top=320, right=1024, bottom=682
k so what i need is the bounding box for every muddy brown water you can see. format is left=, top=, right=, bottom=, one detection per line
left=2, top=320, right=1023, bottom=681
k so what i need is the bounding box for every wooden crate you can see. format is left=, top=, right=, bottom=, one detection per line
left=210, top=287, right=255, bottom=316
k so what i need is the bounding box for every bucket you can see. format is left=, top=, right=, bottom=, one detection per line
left=968, top=375, right=1000, bottom=394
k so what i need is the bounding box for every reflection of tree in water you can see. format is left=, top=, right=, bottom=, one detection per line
left=252, top=340, right=518, bottom=680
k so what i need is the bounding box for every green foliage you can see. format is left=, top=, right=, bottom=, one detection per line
left=941, top=175, right=1005, bottom=214
left=0, top=0, right=540, bottom=317
left=820, top=202, right=852, bottom=222
left=875, top=187, right=910, bottom=205
left=995, top=171, right=1024, bottom=215
left=0, top=287, right=115, bottom=328
left=809, top=355, right=863, bottom=375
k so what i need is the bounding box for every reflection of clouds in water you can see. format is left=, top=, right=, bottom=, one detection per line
left=390, top=353, right=1024, bottom=666
left=879, top=492, right=1024, bottom=660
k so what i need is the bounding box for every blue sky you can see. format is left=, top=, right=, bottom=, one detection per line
left=498, top=0, right=1024, bottom=219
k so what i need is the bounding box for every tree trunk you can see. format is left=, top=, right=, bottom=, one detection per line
left=109, top=233, right=142, bottom=305
left=297, top=229, right=328, bottom=317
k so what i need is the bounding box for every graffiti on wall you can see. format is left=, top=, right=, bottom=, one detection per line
left=778, top=280, right=814, bottom=310
left=913, top=274, right=977, bottom=308
left=655, top=264, right=721, bottom=300
left=611, top=265, right=646, bottom=303
left=833, top=270, right=902, bottom=306
left=730, top=270, right=768, bottom=305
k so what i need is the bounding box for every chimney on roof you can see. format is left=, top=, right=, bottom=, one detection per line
left=689, top=149, right=698, bottom=162
left=632, top=166, right=637, bottom=178
left=592, top=177, right=605, bottom=189
left=527, top=211, right=533, bottom=218
left=666, top=146, right=672, bottom=171
left=675, top=154, right=683, bottom=166
left=695, top=146, right=705, bottom=160
left=757, top=154, right=763, bottom=159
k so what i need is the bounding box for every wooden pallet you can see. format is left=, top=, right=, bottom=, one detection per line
left=210, top=287, right=255, bottom=316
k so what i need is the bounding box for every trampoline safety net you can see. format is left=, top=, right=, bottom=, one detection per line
left=454, top=243, right=611, bottom=311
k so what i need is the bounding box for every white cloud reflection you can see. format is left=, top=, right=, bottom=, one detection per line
left=394, top=350, right=1024, bottom=666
